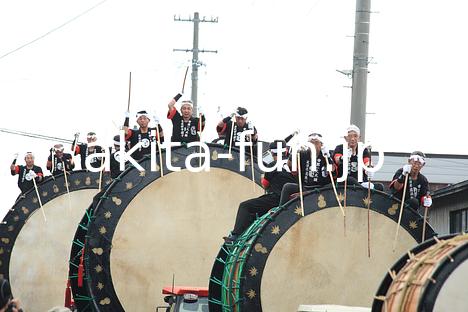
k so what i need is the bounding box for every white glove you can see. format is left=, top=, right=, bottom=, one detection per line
left=29, top=171, right=37, bottom=178
left=13, top=153, right=19, bottom=159
left=153, top=115, right=160, bottom=124
left=124, top=111, right=130, bottom=118
left=366, top=170, right=375, bottom=180
left=402, top=164, right=412, bottom=175
left=423, top=196, right=432, bottom=207
left=74, top=132, right=80, bottom=139
left=197, top=105, right=204, bottom=115
left=321, top=145, right=329, bottom=157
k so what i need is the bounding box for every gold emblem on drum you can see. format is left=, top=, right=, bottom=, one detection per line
left=99, top=297, right=111, bottom=305
left=245, top=159, right=251, bottom=166
left=294, top=206, right=302, bottom=216
left=53, top=184, right=60, bottom=193
left=42, top=191, right=48, bottom=197
left=388, top=204, right=399, bottom=215
left=92, top=248, right=104, bottom=255
left=363, top=196, right=372, bottom=206
left=104, top=211, right=112, bottom=219
left=172, top=156, right=179, bottom=163
left=246, top=289, right=256, bottom=299
left=0, top=248, right=4, bottom=255
left=21, top=207, right=29, bottom=215
left=13, top=216, right=19, bottom=222
left=7, top=226, right=13, bottom=232
left=271, top=225, right=280, bottom=235
left=85, top=177, right=92, bottom=185
left=249, top=267, right=258, bottom=277
left=409, top=221, right=418, bottom=229
left=139, top=171, right=146, bottom=177
left=337, top=193, right=345, bottom=203
left=126, top=182, right=133, bottom=190
left=318, top=194, right=327, bottom=208
left=32, top=197, right=38, bottom=204
left=154, top=164, right=160, bottom=172
left=97, top=282, right=104, bottom=290
left=112, top=196, right=122, bottom=206
left=74, top=179, right=81, bottom=186
left=99, top=226, right=107, bottom=234
left=254, top=243, right=268, bottom=254
left=95, top=265, right=103, bottom=273
left=0, top=238, right=9, bottom=244
left=211, top=150, right=218, bottom=160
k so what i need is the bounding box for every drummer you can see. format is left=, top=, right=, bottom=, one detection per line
left=279, top=132, right=334, bottom=205
left=223, top=140, right=295, bottom=243
left=10, top=152, right=44, bottom=194
left=389, top=151, right=432, bottom=212
left=167, top=96, right=205, bottom=143
left=122, top=110, right=164, bottom=161
left=46, top=144, right=75, bottom=176
left=216, top=107, right=258, bottom=151
left=71, top=131, right=103, bottom=171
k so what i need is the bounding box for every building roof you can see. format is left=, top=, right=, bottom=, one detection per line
left=371, top=152, right=468, bottom=184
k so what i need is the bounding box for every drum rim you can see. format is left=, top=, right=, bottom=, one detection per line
left=210, top=185, right=436, bottom=312
left=0, top=170, right=111, bottom=298
left=83, top=144, right=263, bottom=312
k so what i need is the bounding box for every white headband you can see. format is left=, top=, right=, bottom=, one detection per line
left=409, top=154, right=425, bottom=165
left=270, top=147, right=287, bottom=154
left=136, top=112, right=150, bottom=120
left=346, top=125, right=360, bottom=136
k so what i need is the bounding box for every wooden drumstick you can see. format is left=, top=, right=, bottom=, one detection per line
left=344, top=177, right=348, bottom=237
left=228, top=116, right=235, bottom=156
left=63, top=162, right=72, bottom=212
left=297, top=151, right=305, bottom=217
left=32, top=175, right=46, bottom=222
left=422, top=205, right=429, bottom=242
left=249, top=134, right=255, bottom=192
left=155, top=126, right=164, bottom=177
left=98, top=154, right=104, bottom=192
left=393, top=173, right=409, bottom=251
left=367, top=176, right=372, bottom=258
left=198, top=112, right=203, bottom=167
left=324, top=157, right=345, bottom=217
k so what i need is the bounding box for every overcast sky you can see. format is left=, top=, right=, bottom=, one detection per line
left=1, top=0, right=467, bottom=217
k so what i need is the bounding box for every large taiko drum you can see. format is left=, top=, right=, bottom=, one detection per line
left=372, top=233, right=468, bottom=312
left=0, top=170, right=111, bottom=312
left=208, top=185, right=435, bottom=312
left=83, top=144, right=264, bottom=311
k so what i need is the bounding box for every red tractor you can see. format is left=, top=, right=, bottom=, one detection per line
left=156, top=286, right=208, bottom=312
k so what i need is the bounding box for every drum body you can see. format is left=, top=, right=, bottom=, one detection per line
left=373, top=233, right=468, bottom=312
left=84, top=144, right=264, bottom=311
left=0, top=171, right=111, bottom=311
left=209, top=185, right=435, bottom=312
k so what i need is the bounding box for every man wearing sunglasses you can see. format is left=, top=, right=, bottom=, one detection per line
left=390, top=151, right=431, bottom=212
left=71, top=131, right=103, bottom=170
left=223, top=139, right=294, bottom=243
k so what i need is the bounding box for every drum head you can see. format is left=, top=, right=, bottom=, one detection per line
left=85, top=145, right=263, bottom=311
left=210, top=185, right=435, bottom=312
left=0, top=171, right=110, bottom=311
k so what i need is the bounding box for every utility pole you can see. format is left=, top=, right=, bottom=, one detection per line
left=174, top=12, right=218, bottom=115
left=350, top=0, right=371, bottom=142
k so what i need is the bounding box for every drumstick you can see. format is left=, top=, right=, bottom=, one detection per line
left=199, top=113, right=203, bottom=167
left=367, top=176, right=372, bottom=258
left=127, top=72, right=132, bottom=112
left=155, top=126, right=164, bottom=177
left=297, top=151, right=304, bottom=217
left=422, top=205, right=429, bottom=242
left=228, top=116, right=235, bottom=156
left=249, top=134, right=255, bottom=192
left=324, top=157, right=345, bottom=217
left=32, top=175, right=47, bottom=222
left=98, top=154, right=104, bottom=192
left=393, top=173, right=409, bottom=251
left=344, top=177, right=347, bottom=237
left=63, top=162, right=72, bottom=212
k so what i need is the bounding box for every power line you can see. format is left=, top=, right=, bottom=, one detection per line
left=0, top=0, right=107, bottom=61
